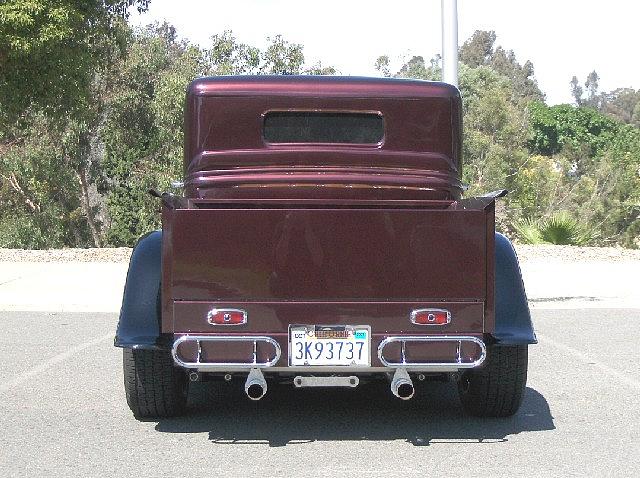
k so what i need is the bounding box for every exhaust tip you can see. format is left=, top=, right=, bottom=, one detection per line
left=245, top=368, right=267, bottom=401
left=396, top=382, right=415, bottom=400
left=390, top=367, right=415, bottom=400
left=246, top=383, right=265, bottom=400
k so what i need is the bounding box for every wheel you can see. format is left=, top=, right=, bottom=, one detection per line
left=123, top=348, right=188, bottom=418
left=458, top=344, right=528, bottom=417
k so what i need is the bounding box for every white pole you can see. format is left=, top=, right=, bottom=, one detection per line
left=441, top=0, right=459, bottom=87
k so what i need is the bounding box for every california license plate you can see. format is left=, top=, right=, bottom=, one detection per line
left=289, top=325, right=371, bottom=366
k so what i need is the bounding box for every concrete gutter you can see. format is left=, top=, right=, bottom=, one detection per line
left=0, top=262, right=128, bottom=313
left=522, top=261, right=639, bottom=310
left=0, top=260, right=638, bottom=313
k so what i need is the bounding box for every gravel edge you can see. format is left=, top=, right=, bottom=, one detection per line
left=0, top=248, right=133, bottom=263
left=1, top=244, right=639, bottom=264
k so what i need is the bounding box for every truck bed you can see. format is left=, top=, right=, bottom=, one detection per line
left=161, top=199, right=495, bottom=349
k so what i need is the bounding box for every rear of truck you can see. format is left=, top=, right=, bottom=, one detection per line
left=117, top=76, right=532, bottom=418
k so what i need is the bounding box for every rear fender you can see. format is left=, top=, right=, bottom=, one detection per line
left=493, top=233, right=537, bottom=345
left=114, top=231, right=168, bottom=349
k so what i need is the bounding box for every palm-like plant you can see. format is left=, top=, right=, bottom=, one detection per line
left=514, top=219, right=545, bottom=245
left=515, top=211, right=597, bottom=246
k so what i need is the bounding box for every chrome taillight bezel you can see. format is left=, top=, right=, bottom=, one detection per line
left=410, top=308, right=451, bottom=326
left=206, top=308, right=248, bottom=325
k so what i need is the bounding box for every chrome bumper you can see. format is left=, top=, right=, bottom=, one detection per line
left=171, top=335, right=281, bottom=371
left=171, top=334, right=486, bottom=373
left=377, top=335, right=487, bottom=370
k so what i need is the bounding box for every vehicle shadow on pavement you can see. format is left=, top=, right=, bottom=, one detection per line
left=154, top=381, right=554, bottom=447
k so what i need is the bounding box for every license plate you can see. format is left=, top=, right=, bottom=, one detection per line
left=289, top=325, right=370, bottom=366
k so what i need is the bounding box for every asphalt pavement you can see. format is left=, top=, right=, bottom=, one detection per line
left=1, top=308, right=639, bottom=477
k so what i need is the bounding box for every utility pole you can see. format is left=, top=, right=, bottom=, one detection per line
left=441, top=0, right=459, bottom=87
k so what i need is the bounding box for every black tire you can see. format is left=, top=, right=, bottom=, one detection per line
left=458, top=344, right=528, bottom=417
left=123, top=348, right=188, bottom=419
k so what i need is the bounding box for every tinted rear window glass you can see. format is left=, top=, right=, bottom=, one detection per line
left=264, top=112, right=384, bottom=144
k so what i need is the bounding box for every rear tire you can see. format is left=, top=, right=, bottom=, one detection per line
left=458, top=344, right=527, bottom=417
left=123, top=348, right=188, bottom=419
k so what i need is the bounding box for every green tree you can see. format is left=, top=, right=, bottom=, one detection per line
left=0, top=0, right=148, bottom=248
left=570, top=76, right=583, bottom=106
left=584, top=70, right=600, bottom=108
left=396, top=56, right=429, bottom=79
left=600, top=87, right=640, bottom=126
left=527, top=102, right=640, bottom=246
left=2, top=19, right=336, bottom=248
left=457, top=64, right=534, bottom=230
left=100, top=24, right=203, bottom=245
left=374, top=55, right=391, bottom=77
left=528, top=102, right=619, bottom=159
left=459, top=30, right=543, bottom=102
left=459, top=30, right=496, bottom=67
left=0, top=114, right=93, bottom=248
left=0, top=0, right=148, bottom=125
left=205, top=30, right=260, bottom=75
left=260, top=34, right=304, bottom=75
left=304, top=62, right=337, bottom=75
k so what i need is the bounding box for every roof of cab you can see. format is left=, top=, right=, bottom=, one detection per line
left=187, top=75, right=460, bottom=99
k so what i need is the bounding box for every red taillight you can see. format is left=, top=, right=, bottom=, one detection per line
left=207, top=308, right=247, bottom=325
left=410, top=309, right=451, bottom=325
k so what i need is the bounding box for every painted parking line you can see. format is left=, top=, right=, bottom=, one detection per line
left=0, top=277, right=22, bottom=287
left=0, top=332, right=113, bottom=393
left=537, top=332, right=640, bottom=391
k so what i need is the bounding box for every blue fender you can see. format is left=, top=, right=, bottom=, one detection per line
left=493, top=233, right=537, bottom=345
left=114, top=231, right=168, bottom=349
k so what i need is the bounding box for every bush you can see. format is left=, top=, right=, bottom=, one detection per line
left=0, top=214, right=51, bottom=249
left=513, top=219, right=544, bottom=245
left=515, top=211, right=597, bottom=246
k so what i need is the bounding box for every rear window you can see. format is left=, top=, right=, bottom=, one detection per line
left=263, top=112, right=384, bottom=144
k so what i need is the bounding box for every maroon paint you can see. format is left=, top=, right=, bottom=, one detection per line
left=162, top=76, right=493, bottom=362
left=171, top=301, right=484, bottom=367
left=165, top=207, right=487, bottom=301
left=183, top=76, right=463, bottom=202
left=172, top=301, right=484, bottom=334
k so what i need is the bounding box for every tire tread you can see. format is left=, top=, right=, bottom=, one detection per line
left=123, top=348, right=187, bottom=418
left=458, top=344, right=527, bottom=417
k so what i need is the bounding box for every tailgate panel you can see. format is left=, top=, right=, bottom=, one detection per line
left=164, top=207, right=489, bottom=302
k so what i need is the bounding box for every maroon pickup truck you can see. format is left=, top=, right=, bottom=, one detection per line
left=115, top=76, right=536, bottom=419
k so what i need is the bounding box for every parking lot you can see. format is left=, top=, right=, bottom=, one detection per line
left=1, top=307, right=639, bottom=477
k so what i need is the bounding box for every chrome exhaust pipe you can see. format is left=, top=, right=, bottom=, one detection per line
left=244, top=368, right=267, bottom=401
left=390, top=367, right=415, bottom=400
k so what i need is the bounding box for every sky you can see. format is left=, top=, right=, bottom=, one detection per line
left=130, top=0, right=640, bottom=105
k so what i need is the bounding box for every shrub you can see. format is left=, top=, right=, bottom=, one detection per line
left=515, top=211, right=597, bottom=246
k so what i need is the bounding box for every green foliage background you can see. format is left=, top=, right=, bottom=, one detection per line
left=1, top=5, right=638, bottom=248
